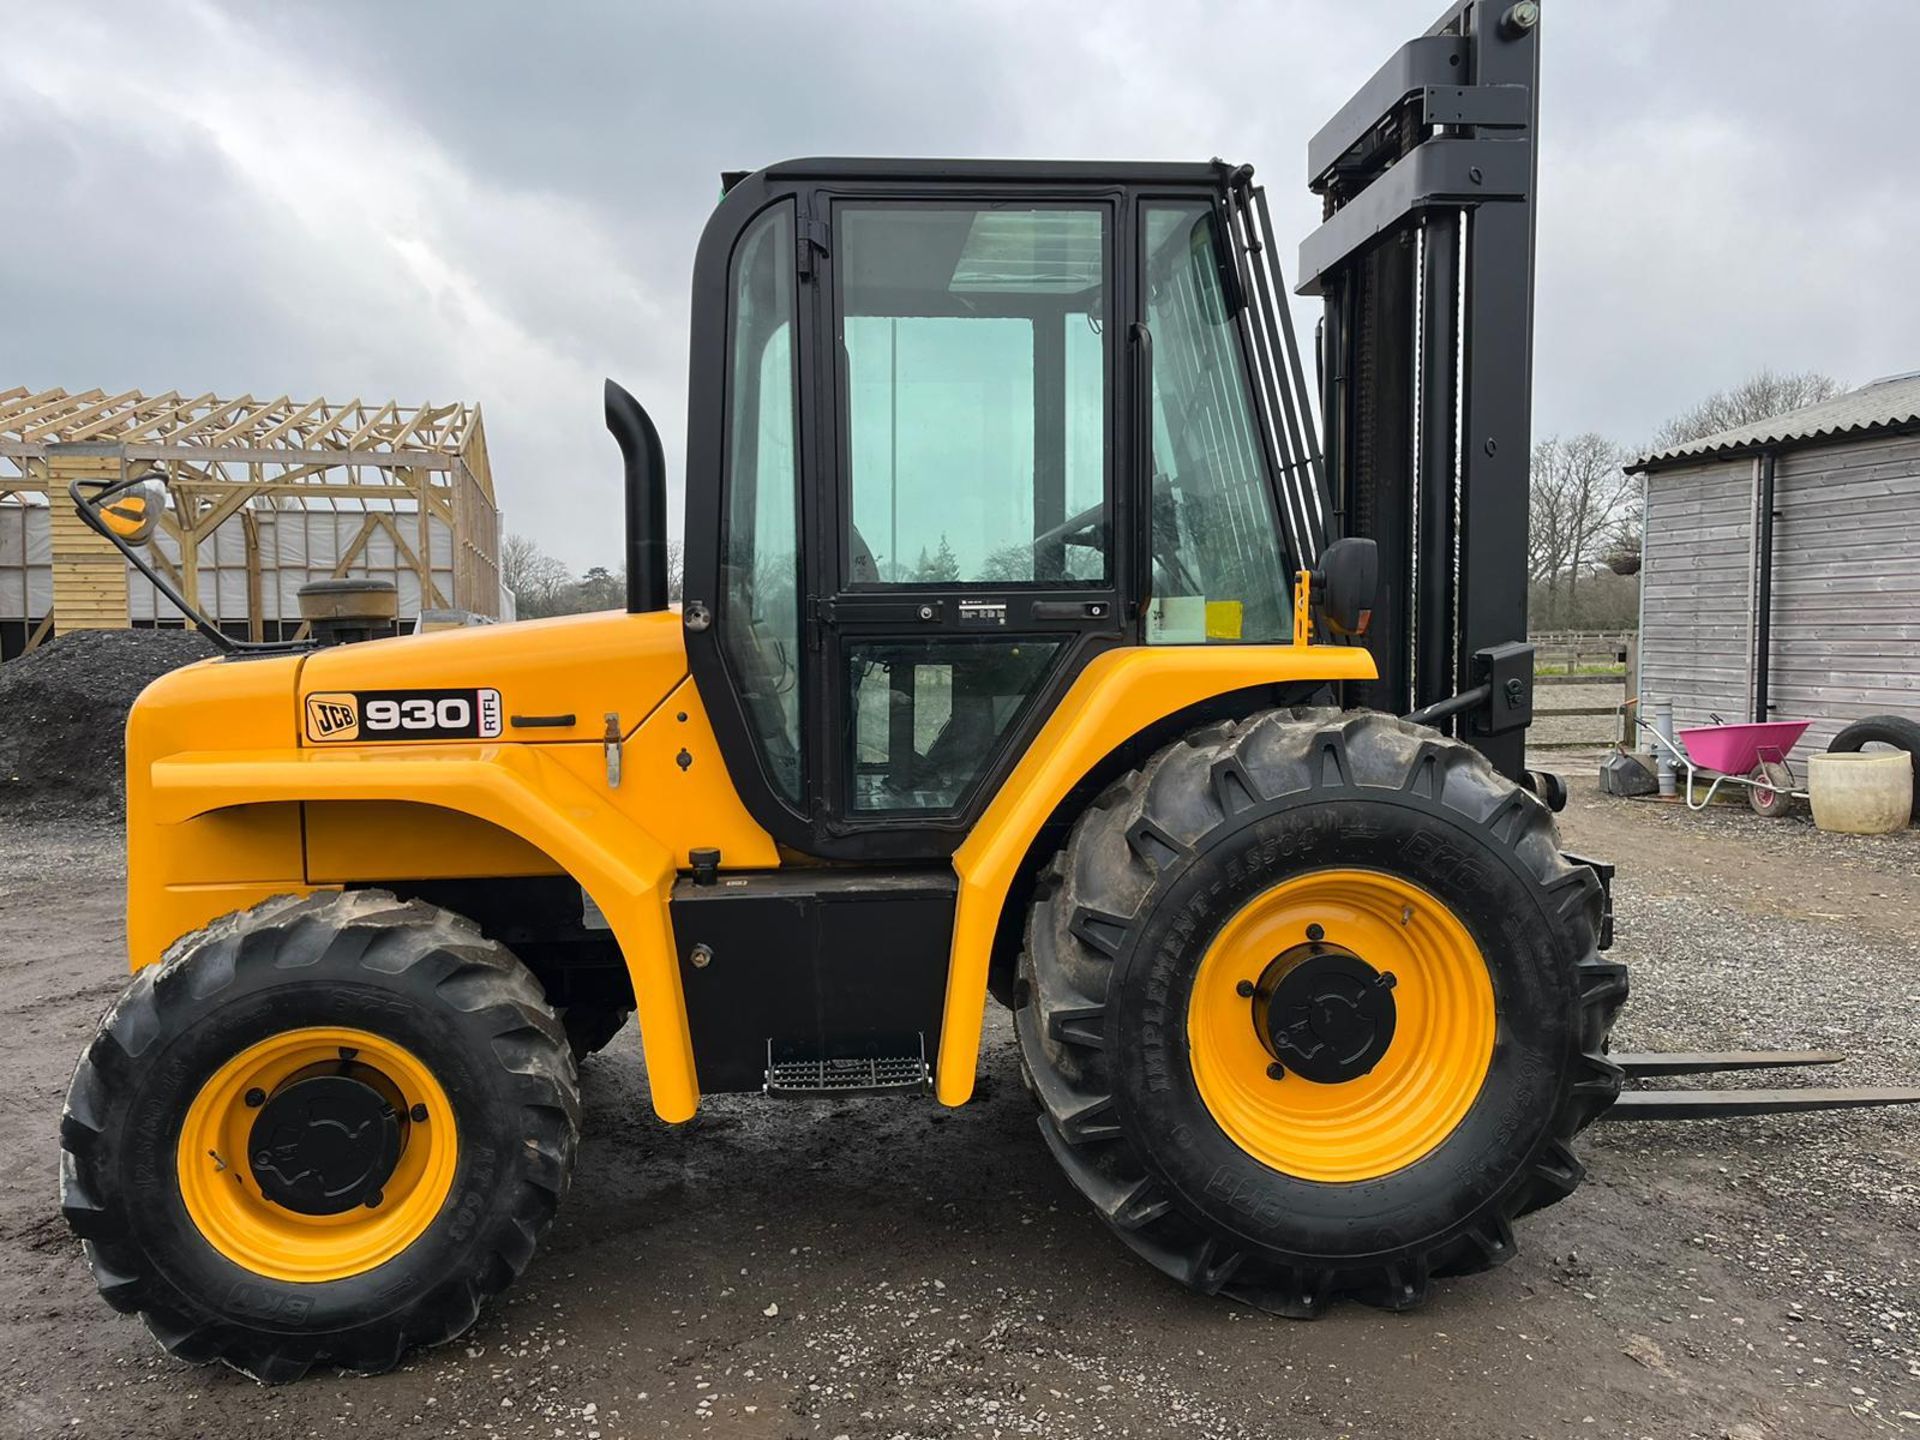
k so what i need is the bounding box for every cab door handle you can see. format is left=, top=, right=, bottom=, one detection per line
left=1029, top=600, right=1112, bottom=622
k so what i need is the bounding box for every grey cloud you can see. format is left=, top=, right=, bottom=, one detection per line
left=5, top=0, right=1917, bottom=567
left=0, top=104, right=310, bottom=394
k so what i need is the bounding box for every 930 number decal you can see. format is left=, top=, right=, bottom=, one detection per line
left=365, top=696, right=473, bottom=732
left=305, top=688, right=502, bottom=743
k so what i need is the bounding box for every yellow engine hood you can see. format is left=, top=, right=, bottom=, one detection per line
left=296, top=609, right=688, bottom=743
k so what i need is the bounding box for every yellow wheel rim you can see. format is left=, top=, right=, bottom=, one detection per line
left=1186, top=869, right=1495, bottom=1183
left=177, top=1027, right=459, bottom=1283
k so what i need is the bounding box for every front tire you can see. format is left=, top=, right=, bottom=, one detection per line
left=1017, top=710, right=1626, bottom=1316
left=60, top=890, right=579, bottom=1380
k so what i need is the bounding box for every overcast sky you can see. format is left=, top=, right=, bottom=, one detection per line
left=4, top=1, right=1915, bottom=568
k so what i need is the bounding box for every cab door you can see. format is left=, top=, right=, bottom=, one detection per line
left=808, top=194, right=1127, bottom=849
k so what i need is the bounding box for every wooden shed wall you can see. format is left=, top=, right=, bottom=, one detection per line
left=1767, top=431, right=1920, bottom=747
left=1638, top=457, right=1756, bottom=731
left=1639, top=429, right=1920, bottom=752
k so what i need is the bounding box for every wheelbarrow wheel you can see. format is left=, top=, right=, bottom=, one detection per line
left=1748, top=761, right=1795, bottom=818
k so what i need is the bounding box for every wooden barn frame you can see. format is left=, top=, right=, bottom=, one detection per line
left=0, top=385, right=500, bottom=646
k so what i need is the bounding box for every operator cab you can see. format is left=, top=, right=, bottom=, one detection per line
left=677, top=159, right=1332, bottom=861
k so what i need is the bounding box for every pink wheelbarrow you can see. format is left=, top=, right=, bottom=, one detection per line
left=1633, top=714, right=1812, bottom=817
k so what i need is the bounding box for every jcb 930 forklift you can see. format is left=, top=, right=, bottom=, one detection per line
left=59, top=0, right=1919, bottom=1380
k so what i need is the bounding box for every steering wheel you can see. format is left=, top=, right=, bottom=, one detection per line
left=1030, top=478, right=1199, bottom=594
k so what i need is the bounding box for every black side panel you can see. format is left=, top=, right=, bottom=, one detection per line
left=670, top=870, right=955, bottom=1092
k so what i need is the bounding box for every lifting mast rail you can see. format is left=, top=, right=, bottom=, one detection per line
left=1299, top=0, right=1540, bottom=780
left=1296, top=0, right=1920, bottom=1124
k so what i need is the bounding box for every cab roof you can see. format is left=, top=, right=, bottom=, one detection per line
left=728, top=157, right=1237, bottom=192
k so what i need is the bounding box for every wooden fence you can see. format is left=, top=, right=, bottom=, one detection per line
left=1529, top=630, right=1632, bottom=675
left=1528, top=634, right=1637, bottom=751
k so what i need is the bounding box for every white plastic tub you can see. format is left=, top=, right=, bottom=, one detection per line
left=1808, top=751, right=1914, bottom=834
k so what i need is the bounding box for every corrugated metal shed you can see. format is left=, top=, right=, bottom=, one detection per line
left=1628, top=372, right=1920, bottom=470
left=1632, top=380, right=1920, bottom=753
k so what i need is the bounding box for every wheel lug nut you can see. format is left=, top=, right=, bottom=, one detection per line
left=243, top=1087, right=266, bottom=1108
left=1236, top=980, right=1255, bottom=998
left=410, top=1103, right=429, bottom=1123
left=365, top=1190, right=383, bottom=1209
left=1377, top=971, right=1398, bottom=990
left=253, top=1151, right=272, bottom=1167
left=1306, top=923, right=1325, bottom=942
left=1266, top=1063, right=1286, bottom=1081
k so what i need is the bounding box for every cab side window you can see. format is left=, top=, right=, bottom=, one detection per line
left=719, top=204, right=804, bottom=802
left=840, top=206, right=1108, bottom=587
left=1141, top=202, right=1292, bottom=643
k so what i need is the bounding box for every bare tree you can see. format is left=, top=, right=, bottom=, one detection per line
left=1559, top=433, right=1633, bottom=624
left=1528, top=434, right=1634, bottom=629
left=1652, top=368, right=1844, bottom=449
left=500, top=532, right=662, bottom=619
left=978, top=543, right=1036, bottom=582
left=1527, top=438, right=1575, bottom=616
left=500, top=532, right=541, bottom=593
left=500, top=533, right=572, bottom=617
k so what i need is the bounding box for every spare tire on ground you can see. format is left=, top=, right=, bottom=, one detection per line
left=1827, top=715, right=1920, bottom=826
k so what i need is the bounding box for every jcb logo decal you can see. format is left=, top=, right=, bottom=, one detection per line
left=305, top=693, right=360, bottom=742
left=305, top=687, right=503, bottom=742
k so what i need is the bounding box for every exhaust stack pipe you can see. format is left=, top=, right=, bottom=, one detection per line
left=605, top=378, right=669, bottom=613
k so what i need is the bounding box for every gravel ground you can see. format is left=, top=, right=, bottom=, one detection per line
left=0, top=631, right=215, bottom=820
left=0, top=787, right=1915, bottom=1439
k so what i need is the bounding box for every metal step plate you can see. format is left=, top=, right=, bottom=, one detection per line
left=764, top=1040, right=931, bottom=1099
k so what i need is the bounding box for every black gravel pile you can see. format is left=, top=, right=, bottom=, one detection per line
left=0, top=629, right=217, bottom=820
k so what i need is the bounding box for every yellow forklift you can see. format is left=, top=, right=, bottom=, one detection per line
left=60, top=0, right=1918, bottom=1380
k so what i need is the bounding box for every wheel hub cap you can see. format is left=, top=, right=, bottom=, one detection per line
left=178, top=1026, right=459, bottom=1283
left=249, top=1070, right=403, bottom=1215
left=1185, top=869, right=1496, bottom=1182
left=1254, top=946, right=1397, bottom=1084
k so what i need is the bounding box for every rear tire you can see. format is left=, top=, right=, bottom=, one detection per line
left=1016, top=709, right=1626, bottom=1316
left=60, top=890, right=579, bottom=1380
